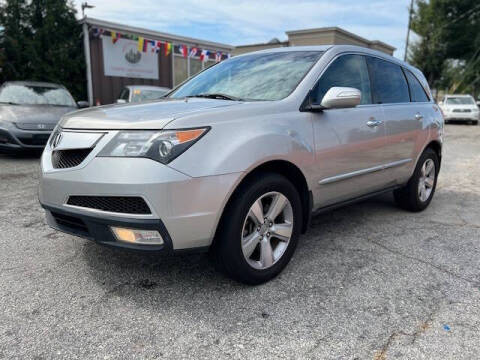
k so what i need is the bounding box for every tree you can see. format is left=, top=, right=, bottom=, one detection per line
left=409, top=0, right=480, bottom=98
left=0, top=0, right=33, bottom=81
left=0, top=0, right=86, bottom=100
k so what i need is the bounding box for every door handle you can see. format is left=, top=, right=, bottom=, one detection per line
left=366, top=119, right=383, bottom=127
left=415, top=113, right=424, bottom=120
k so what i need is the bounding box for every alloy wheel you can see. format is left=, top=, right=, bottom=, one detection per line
left=241, top=191, right=294, bottom=270
left=418, top=158, right=436, bottom=202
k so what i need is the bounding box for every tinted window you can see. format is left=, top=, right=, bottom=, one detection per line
left=119, top=88, right=129, bottom=101
left=404, top=70, right=429, bottom=102
left=367, top=57, right=410, bottom=104
left=313, top=54, right=372, bottom=105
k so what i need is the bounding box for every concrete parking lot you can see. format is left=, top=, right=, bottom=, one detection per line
left=0, top=124, right=479, bottom=359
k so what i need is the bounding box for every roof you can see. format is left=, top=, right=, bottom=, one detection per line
left=443, top=94, right=474, bottom=97
left=3, top=81, right=64, bottom=88
left=80, top=17, right=233, bottom=51
left=237, top=45, right=333, bottom=55
left=236, top=45, right=410, bottom=69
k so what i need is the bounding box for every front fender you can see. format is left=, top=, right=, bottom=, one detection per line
left=168, top=116, right=315, bottom=184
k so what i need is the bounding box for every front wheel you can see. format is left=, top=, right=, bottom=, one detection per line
left=213, top=172, right=302, bottom=285
left=394, top=148, right=439, bottom=212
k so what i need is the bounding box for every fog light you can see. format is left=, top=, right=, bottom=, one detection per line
left=111, top=227, right=164, bottom=245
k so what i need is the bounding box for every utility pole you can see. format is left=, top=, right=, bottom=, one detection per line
left=404, top=0, right=414, bottom=62
left=81, top=2, right=95, bottom=18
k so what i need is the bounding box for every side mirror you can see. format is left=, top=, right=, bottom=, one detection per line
left=320, top=87, right=361, bottom=109
left=116, top=99, right=127, bottom=104
left=77, top=101, right=89, bottom=108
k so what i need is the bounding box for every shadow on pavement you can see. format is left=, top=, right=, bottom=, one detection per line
left=79, top=192, right=400, bottom=305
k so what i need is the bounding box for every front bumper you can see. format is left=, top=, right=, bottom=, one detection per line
left=0, top=125, right=51, bottom=151
left=39, top=136, right=242, bottom=251
left=42, top=203, right=174, bottom=252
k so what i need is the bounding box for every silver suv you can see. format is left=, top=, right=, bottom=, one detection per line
left=39, top=46, right=444, bottom=284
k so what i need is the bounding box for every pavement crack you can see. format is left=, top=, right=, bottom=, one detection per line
left=366, top=237, right=477, bottom=287
left=373, top=307, right=439, bottom=360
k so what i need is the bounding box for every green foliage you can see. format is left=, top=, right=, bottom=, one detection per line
left=0, top=0, right=86, bottom=100
left=409, top=0, right=480, bottom=97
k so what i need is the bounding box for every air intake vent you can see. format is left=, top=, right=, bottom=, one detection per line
left=52, top=149, right=92, bottom=169
left=67, top=196, right=151, bottom=215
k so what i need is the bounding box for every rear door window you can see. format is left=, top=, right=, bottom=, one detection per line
left=367, top=57, right=410, bottom=104
left=119, top=88, right=130, bottom=101
left=404, top=69, right=429, bottom=102
left=313, top=54, right=372, bottom=105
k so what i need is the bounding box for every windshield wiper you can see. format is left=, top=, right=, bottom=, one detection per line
left=187, top=93, right=243, bottom=101
left=0, top=101, right=19, bottom=105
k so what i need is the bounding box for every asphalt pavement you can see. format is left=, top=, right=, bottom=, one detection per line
left=0, top=124, right=479, bottom=359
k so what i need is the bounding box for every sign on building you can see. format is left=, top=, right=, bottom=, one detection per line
left=102, top=36, right=159, bottom=79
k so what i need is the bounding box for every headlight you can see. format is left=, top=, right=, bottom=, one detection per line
left=98, top=128, right=209, bottom=164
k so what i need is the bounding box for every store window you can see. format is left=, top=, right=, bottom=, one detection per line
left=190, top=58, right=202, bottom=77
left=174, top=45, right=188, bottom=85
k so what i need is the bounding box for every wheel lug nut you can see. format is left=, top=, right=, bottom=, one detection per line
left=266, top=232, right=270, bottom=237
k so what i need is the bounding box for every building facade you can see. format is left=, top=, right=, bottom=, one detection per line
left=233, top=27, right=395, bottom=56
left=81, top=18, right=233, bottom=105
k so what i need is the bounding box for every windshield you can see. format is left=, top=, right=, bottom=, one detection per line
left=0, top=84, right=76, bottom=107
left=131, top=89, right=168, bottom=102
left=445, top=97, right=475, bottom=105
left=169, top=51, right=323, bottom=101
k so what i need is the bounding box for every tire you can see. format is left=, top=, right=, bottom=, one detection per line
left=394, top=148, right=439, bottom=212
left=213, top=172, right=302, bottom=285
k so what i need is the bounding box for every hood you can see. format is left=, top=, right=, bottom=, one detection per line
left=0, top=104, right=76, bottom=130
left=59, top=98, right=242, bottom=130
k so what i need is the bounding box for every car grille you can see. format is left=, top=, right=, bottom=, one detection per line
left=15, top=123, right=56, bottom=131
left=66, top=196, right=151, bottom=215
left=452, top=109, right=471, bottom=113
left=18, top=134, right=51, bottom=146
left=52, top=149, right=92, bottom=169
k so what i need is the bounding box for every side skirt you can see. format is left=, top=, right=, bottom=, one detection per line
left=311, top=185, right=403, bottom=218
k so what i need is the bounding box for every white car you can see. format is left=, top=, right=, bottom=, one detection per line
left=439, top=94, right=479, bottom=125
left=116, top=85, right=170, bottom=104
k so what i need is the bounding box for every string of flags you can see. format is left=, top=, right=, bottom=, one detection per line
left=92, top=27, right=230, bottom=63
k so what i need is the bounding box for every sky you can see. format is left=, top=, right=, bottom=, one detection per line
left=73, top=0, right=412, bottom=59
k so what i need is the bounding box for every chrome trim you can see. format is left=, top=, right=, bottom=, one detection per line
left=63, top=194, right=156, bottom=219
left=319, top=159, right=412, bottom=185
left=63, top=204, right=156, bottom=219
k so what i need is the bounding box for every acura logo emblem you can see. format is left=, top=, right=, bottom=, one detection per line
left=51, top=131, right=63, bottom=149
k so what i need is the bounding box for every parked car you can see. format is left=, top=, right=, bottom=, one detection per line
left=39, top=46, right=443, bottom=284
left=0, top=81, right=88, bottom=152
left=116, top=85, right=170, bottom=104
left=438, top=94, right=479, bottom=125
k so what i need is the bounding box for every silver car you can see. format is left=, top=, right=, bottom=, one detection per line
left=0, top=81, right=87, bottom=152
left=39, top=46, right=444, bottom=284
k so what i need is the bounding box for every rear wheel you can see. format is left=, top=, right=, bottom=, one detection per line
left=394, top=148, right=439, bottom=212
left=213, top=172, right=302, bottom=285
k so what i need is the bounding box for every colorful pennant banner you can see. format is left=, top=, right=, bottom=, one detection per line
left=91, top=27, right=231, bottom=61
